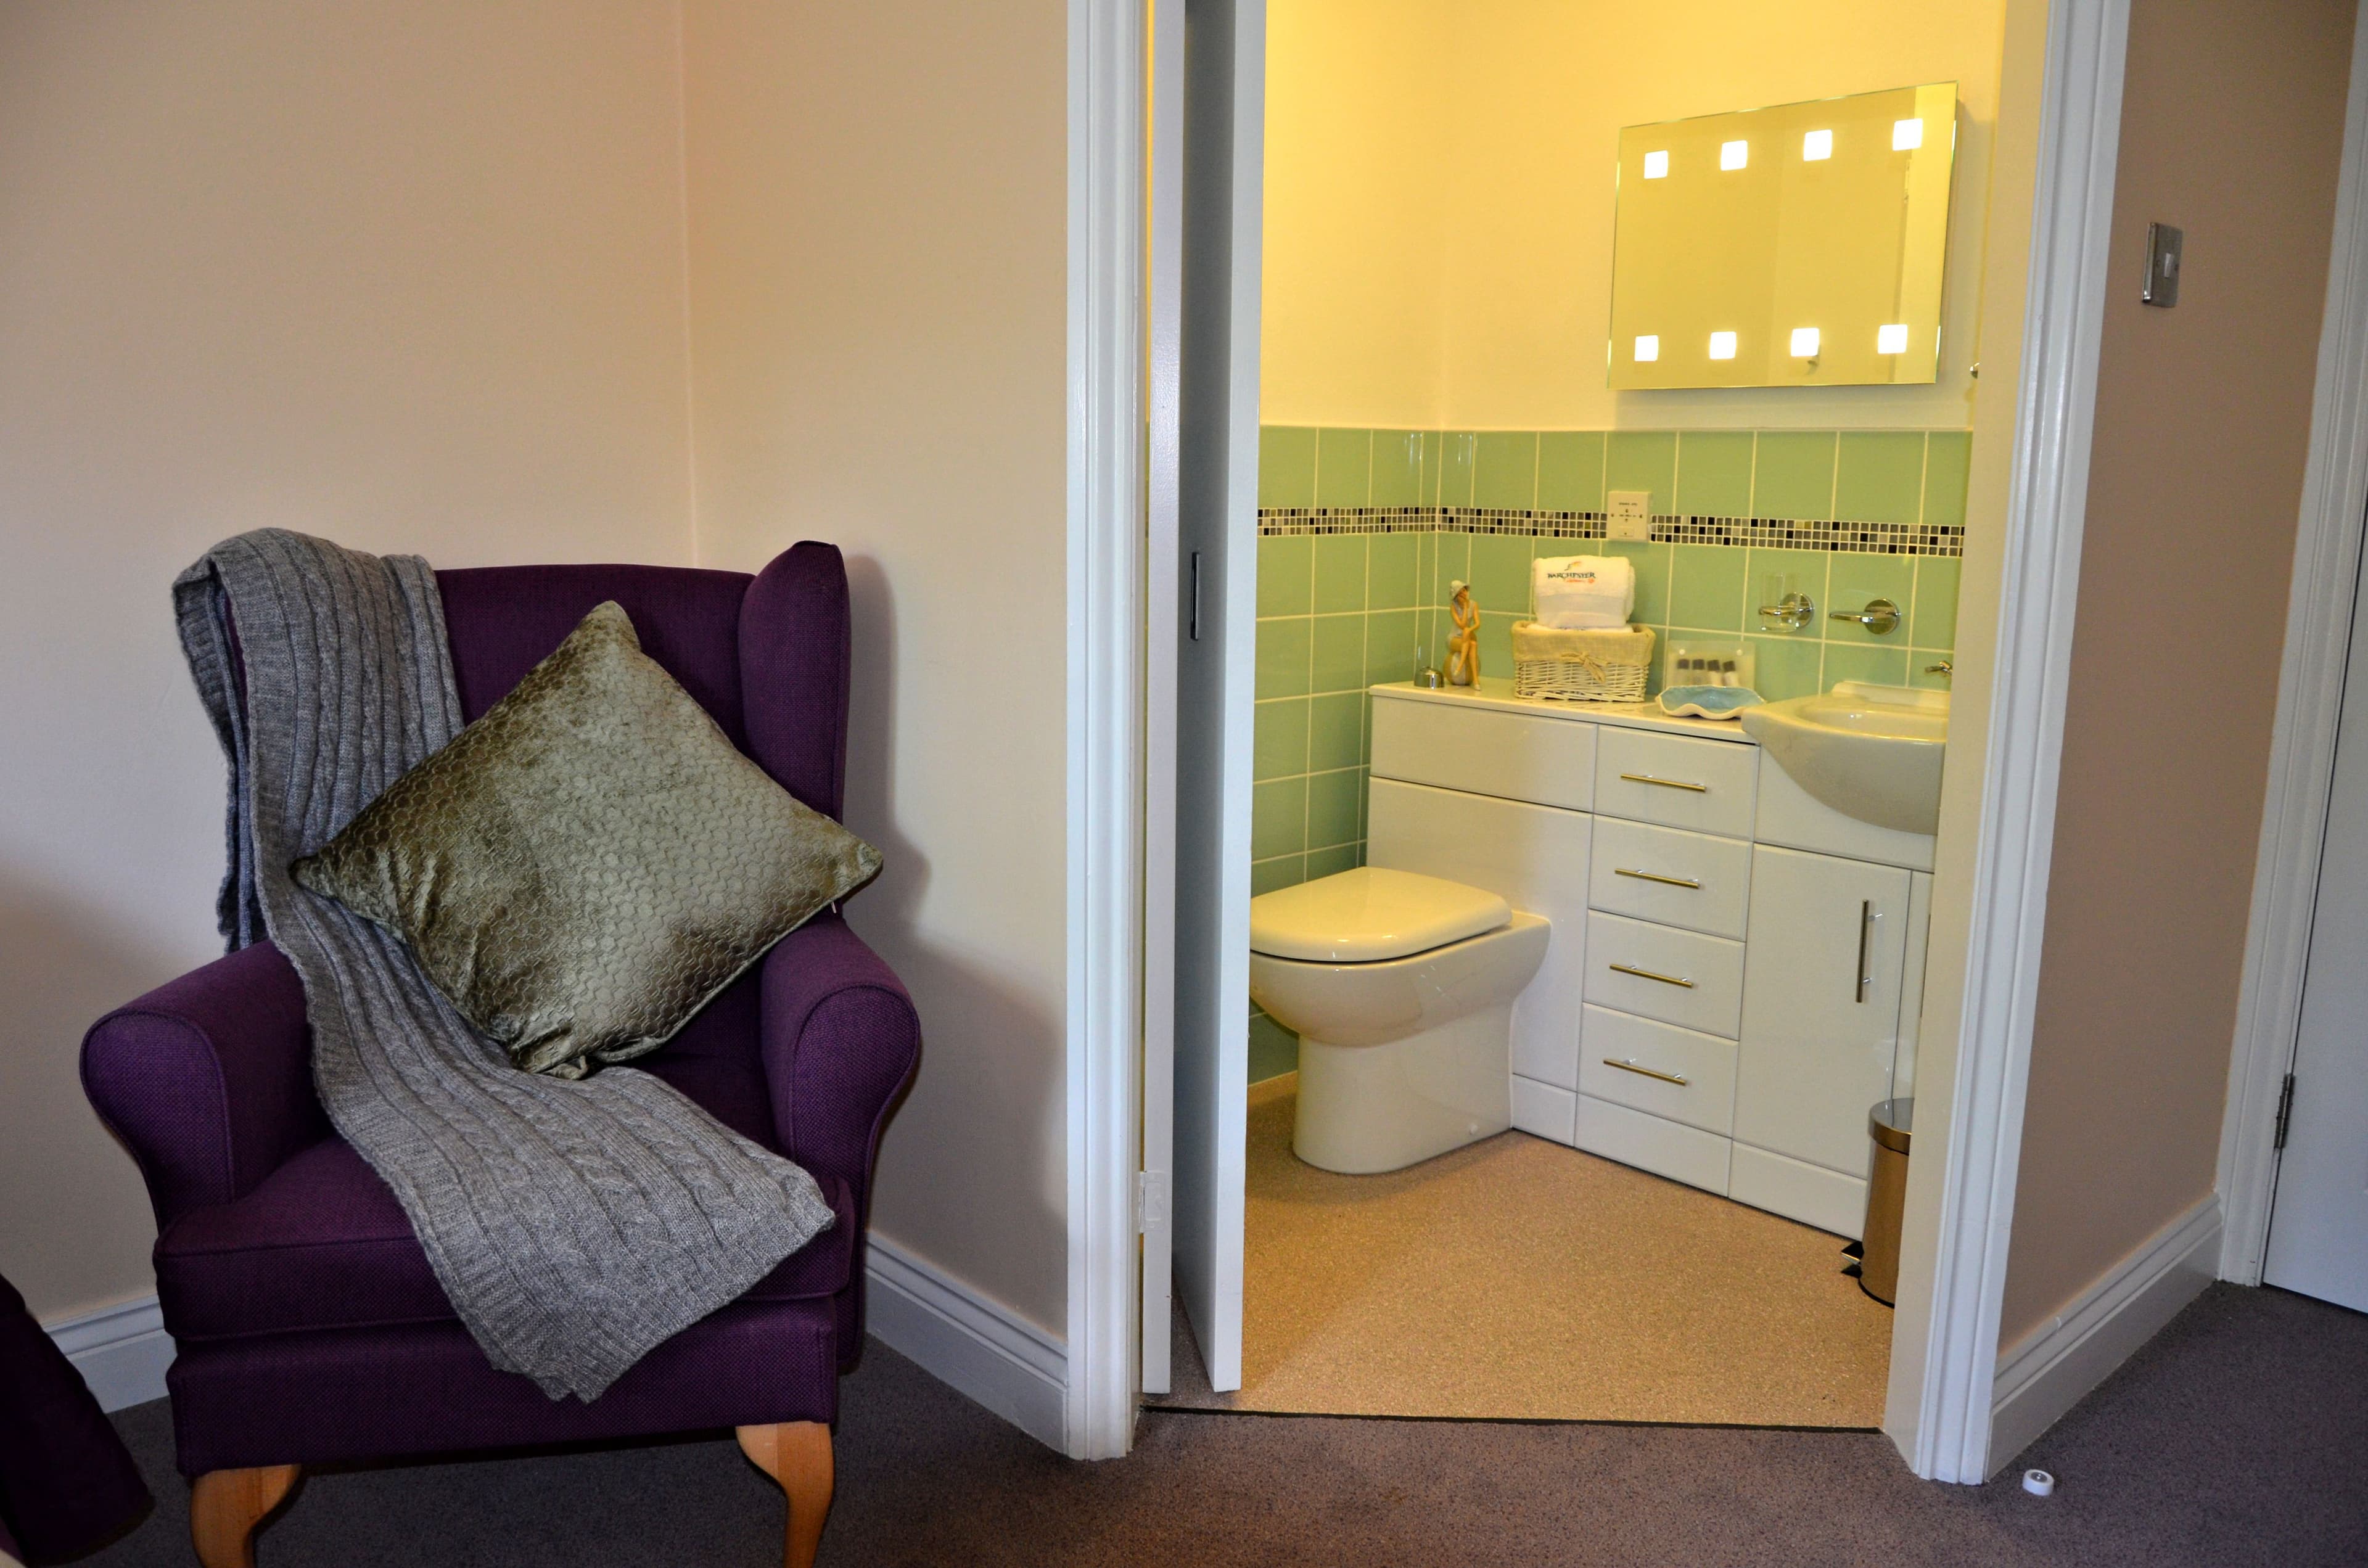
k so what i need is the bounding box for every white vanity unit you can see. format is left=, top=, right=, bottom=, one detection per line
left=1367, top=679, right=1934, bottom=1239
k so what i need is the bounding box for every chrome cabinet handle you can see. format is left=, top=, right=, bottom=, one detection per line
left=1855, top=899, right=1874, bottom=1003
left=1614, top=866, right=1702, bottom=889
left=1604, top=1057, right=1688, bottom=1086
left=1619, top=772, right=1708, bottom=793
left=1610, top=962, right=1695, bottom=989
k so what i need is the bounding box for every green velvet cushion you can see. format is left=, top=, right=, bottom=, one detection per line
left=293, top=600, right=881, bottom=1079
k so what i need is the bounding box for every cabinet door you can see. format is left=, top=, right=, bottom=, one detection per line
left=1368, top=778, right=1592, bottom=1090
left=1733, top=845, right=1910, bottom=1177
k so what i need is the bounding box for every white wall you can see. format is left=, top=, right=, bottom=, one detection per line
left=680, top=0, right=1074, bottom=1336
left=0, top=1, right=699, bottom=1321
left=1262, top=0, right=2007, bottom=430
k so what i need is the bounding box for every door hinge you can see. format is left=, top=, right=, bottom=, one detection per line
left=1135, top=1170, right=1170, bottom=1235
left=2273, top=1072, right=2297, bottom=1151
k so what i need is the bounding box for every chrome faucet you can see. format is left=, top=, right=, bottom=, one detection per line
left=1925, top=660, right=1954, bottom=678
left=1758, top=592, right=1815, bottom=630
left=1830, top=597, right=1902, bottom=636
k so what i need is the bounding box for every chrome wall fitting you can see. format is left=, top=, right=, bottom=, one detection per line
left=1830, top=597, right=1902, bottom=635
left=1758, top=591, right=1816, bottom=630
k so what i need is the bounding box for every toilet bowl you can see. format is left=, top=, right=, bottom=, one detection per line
left=1249, top=867, right=1549, bottom=1174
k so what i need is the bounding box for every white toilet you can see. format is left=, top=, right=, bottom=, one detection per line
left=1248, top=867, right=1549, bottom=1174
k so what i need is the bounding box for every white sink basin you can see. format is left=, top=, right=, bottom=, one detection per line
left=1740, top=681, right=1949, bottom=834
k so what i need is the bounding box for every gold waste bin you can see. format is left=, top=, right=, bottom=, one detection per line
left=1860, top=1098, right=1914, bottom=1306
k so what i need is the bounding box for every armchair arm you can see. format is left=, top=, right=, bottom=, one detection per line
left=80, top=942, right=327, bottom=1231
left=757, top=915, right=920, bottom=1209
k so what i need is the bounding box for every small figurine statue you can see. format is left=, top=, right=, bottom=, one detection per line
left=1446, top=579, right=1480, bottom=686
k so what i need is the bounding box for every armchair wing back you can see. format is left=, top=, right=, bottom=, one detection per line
left=80, top=541, right=915, bottom=1568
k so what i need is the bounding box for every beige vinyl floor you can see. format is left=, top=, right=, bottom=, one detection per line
left=1153, top=1076, right=1894, bottom=1427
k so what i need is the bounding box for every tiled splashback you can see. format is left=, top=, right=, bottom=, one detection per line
left=1251, top=426, right=1967, bottom=925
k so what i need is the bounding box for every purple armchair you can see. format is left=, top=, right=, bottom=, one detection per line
left=80, top=544, right=919, bottom=1568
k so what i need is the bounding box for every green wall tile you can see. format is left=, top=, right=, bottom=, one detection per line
left=1311, top=614, right=1367, bottom=694
left=1368, top=532, right=1421, bottom=609
left=1307, top=843, right=1360, bottom=879
left=1603, top=539, right=1670, bottom=625
left=1606, top=431, right=1677, bottom=515
left=1912, top=556, right=1962, bottom=647
left=1364, top=609, right=1420, bottom=685
left=1823, top=644, right=1909, bottom=688
left=1251, top=854, right=1306, bottom=897
left=1312, top=533, right=1368, bottom=614
left=1309, top=691, right=1363, bottom=771
left=1253, top=697, right=1308, bottom=781
left=1667, top=543, right=1747, bottom=631
left=1744, top=546, right=1831, bottom=627
left=1474, top=432, right=1540, bottom=509
left=1373, top=430, right=1424, bottom=507
left=1252, top=776, right=1307, bottom=860
left=1315, top=428, right=1373, bottom=506
left=1827, top=553, right=1915, bottom=644
left=1467, top=532, right=1535, bottom=616
left=1256, top=616, right=1310, bottom=698
left=1835, top=432, right=1927, bottom=525
left=1924, top=432, right=1971, bottom=530
left=1306, top=768, right=1363, bottom=850
left=1433, top=432, right=1476, bottom=506
left=1249, top=1011, right=1299, bottom=1083
left=1753, top=432, right=1838, bottom=519
left=1259, top=427, right=1317, bottom=508
left=1748, top=634, right=1824, bottom=700
left=1430, top=532, right=1471, bottom=601
left=1257, top=533, right=1311, bottom=617
left=1478, top=610, right=1519, bottom=676
left=1537, top=432, right=1606, bottom=512
left=1675, top=431, right=1753, bottom=517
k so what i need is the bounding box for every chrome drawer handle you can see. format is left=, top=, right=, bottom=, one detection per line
left=1603, top=1057, right=1689, bottom=1086
left=1619, top=772, right=1708, bottom=793
left=1609, top=962, right=1695, bottom=989
left=1614, top=867, right=1701, bottom=889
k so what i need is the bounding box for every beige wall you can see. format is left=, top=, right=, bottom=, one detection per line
left=680, top=0, right=1073, bottom=1333
left=1999, top=0, right=2356, bottom=1348
left=0, top=1, right=699, bottom=1321
left=1262, top=0, right=2007, bottom=431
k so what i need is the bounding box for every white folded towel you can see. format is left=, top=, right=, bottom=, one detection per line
left=1532, top=554, right=1635, bottom=630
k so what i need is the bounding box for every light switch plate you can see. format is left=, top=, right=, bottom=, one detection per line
left=1607, top=490, right=1653, bottom=541
left=2142, top=221, right=2182, bottom=307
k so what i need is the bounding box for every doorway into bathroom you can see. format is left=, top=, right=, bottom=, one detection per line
left=1146, top=0, right=2002, bottom=1433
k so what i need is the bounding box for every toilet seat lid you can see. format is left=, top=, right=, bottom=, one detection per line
left=1248, top=868, right=1511, bottom=963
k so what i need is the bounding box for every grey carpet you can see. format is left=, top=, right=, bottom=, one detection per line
left=73, top=1283, right=2367, bottom=1566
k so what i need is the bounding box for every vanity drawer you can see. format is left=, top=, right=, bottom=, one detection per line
left=1580, top=1005, right=1738, bottom=1136
left=1370, top=697, right=1595, bottom=811
left=1582, top=911, right=1745, bottom=1038
left=1593, top=727, right=1757, bottom=837
left=1588, top=817, right=1751, bottom=938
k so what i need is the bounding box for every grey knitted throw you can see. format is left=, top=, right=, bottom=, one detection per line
left=174, top=529, right=835, bottom=1400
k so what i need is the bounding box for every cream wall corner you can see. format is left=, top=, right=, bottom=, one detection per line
left=0, top=0, right=699, bottom=1323
left=680, top=0, right=1074, bottom=1338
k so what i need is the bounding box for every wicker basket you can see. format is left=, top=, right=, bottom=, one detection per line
left=1510, top=622, right=1656, bottom=702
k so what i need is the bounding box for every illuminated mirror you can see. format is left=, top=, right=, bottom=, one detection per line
left=1608, top=83, right=1959, bottom=390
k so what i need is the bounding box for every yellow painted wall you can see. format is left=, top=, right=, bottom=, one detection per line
left=1262, top=0, right=2008, bottom=431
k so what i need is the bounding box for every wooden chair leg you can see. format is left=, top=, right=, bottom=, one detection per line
left=190, top=1464, right=300, bottom=1568
left=737, top=1421, right=834, bottom=1568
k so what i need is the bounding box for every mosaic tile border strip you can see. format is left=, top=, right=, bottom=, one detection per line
left=1257, top=506, right=1964, bottom=558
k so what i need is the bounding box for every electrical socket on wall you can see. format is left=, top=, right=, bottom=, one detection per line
left=1607, top=490, right=1652, bottom=541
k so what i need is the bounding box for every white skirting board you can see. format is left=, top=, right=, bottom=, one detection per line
left=1987, top=1194, right=2222, bottom=1474
left=44, top=1246, right=1072, bottom=1452
left=44, top=1294, right=173, bottom=1413
left=863, top=1234, right=1069, bottom=1453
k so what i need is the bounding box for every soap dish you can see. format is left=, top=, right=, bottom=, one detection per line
left=1658, top=685, right=1764, bottom=720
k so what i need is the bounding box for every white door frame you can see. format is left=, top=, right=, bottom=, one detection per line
left=1063, top=0, right=2141, bottom=1477
left=2218, top=4, right=2368, bottom=1289
left=1064, top=0, right=1148, bottom=1463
